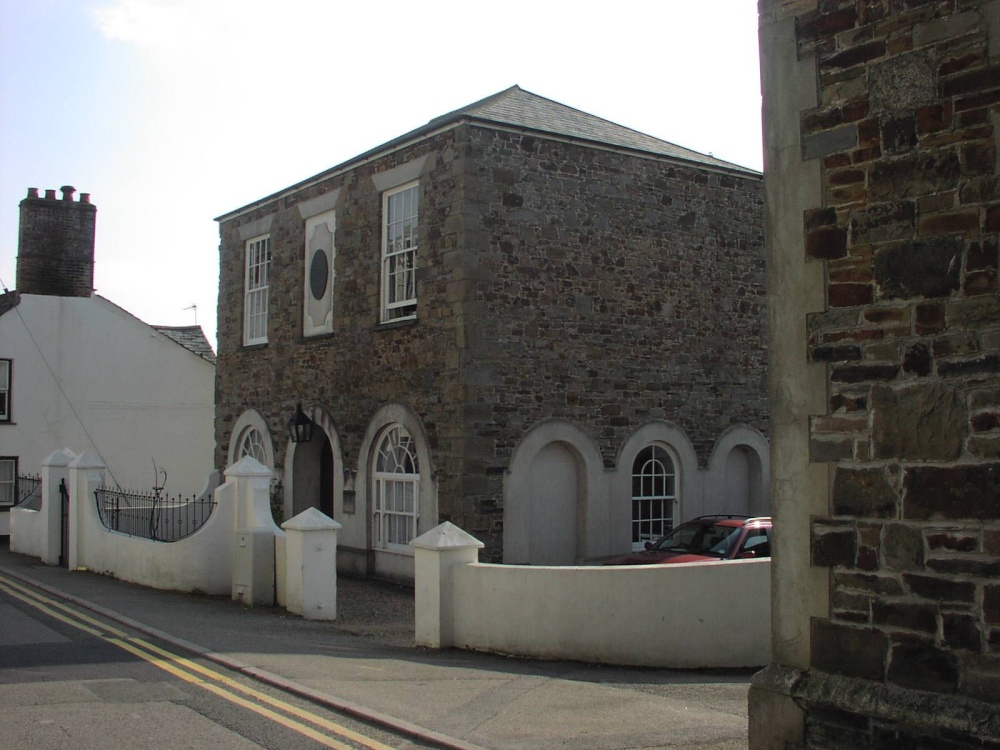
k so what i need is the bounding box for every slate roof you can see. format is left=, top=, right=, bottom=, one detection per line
left=427, top=85, right=757, bottom=174
left=218, top=85, right=759, bottom=221
left=154, top=325, right=217, bottom=363
left=0, top=291, right=20, bottom=317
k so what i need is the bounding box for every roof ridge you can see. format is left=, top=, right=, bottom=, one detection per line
left=425, top=84, right=523, bottom=128
left=153, top=324, right=202, bottom=332
left=460, top=86, right=756, bottom=173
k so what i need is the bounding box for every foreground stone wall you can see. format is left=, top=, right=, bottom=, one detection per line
left=754, top=1, right=1000, bottom=747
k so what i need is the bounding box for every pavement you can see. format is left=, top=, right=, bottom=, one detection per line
left=0, top=541, right=754, bottom=750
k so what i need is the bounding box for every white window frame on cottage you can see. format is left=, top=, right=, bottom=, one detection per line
left=372, top=424, right=419, bottom=551
left=0, top=359, right=10, bottom=422
left=380, top=182, right=418, bottom=323
left=631, top=444, right=677, bottom=550
left=244, top=234, right=271, bottom=345
left=0, top=456, right=16, bottom=507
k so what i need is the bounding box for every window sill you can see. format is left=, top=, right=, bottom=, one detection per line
left=375, top=545, right=416, bottom=557
left=242, top=342, right=269, bottom=350
left=374, top=317, right=417, bottom=333
left=298, top=332, right=337, bottom=345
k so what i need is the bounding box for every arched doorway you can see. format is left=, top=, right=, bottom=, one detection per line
left=706, top=427, right=771, bottom=520
left=527, top=442, right=580, bottom=565
left=292, top=431, right=334, bottom=519
left=505, top=420, right=605, bottom=564
left=722, top=446, right=751, bottom=515
left=721, top=445, right=768, bottom=517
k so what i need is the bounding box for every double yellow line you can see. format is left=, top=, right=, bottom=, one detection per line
left=0, top=574, right=397, bottom=750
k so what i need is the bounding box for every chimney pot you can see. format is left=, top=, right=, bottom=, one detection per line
left=17, top=185, right=96, bottom=297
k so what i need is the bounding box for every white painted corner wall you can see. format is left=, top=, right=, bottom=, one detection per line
left=415, top=523, right=771, bottom=669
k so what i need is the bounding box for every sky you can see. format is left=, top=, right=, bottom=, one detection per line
left=0, top=1, right=764, bottom=351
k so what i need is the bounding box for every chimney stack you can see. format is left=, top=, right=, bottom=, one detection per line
left=16, top=186, right=97, bottom=297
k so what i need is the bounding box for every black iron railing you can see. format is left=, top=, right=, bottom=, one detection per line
left=94, top=486, right=216, bottom=542
left=16, top=474, right=42, bottom=510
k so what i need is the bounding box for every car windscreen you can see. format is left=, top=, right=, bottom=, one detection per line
left=651, top=523, right=743, bottom=557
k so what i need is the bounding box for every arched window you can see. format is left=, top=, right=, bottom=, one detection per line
left=632, top=444, right=676, bottom=550
left=373, top=424, right=420, bottom=550
left=238, top=426, right=268, bottom=464
left=227, top=410, right=275, bottom=470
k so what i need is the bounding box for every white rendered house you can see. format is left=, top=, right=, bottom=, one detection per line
left=0, top=187, right=215, bottom=534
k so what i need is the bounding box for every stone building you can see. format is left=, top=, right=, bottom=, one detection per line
left=753, top=4, right=999, bottom=748
left=214, top=86, right=769, bottom=581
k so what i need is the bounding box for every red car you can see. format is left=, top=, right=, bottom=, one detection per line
left=604, top=515, right=772, bottom=565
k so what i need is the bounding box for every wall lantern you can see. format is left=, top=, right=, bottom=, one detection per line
left=287, top=402, right=314, bottom=444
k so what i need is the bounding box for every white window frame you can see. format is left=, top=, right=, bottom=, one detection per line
left=244, top=234, right=271, bottom=345
left=380, top=182, right=418, bottom=323
left=631, top=444, right=677, bottom=550
left=0, top=457, right=16, bottom=507
left=227, top=410, right=274, bottom=469
left=372, top=424, right=419, bottom=551
left=0, top=359, right=10, bottom=422
left=238, top=426, right=268, bottom=464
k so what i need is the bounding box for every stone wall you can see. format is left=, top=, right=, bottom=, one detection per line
left=215, top=120, right=768, bottom=563
left=754, top=1, right=1000, bottom=747
left=216, top=130, right=466, bottom=515
left=459, top=127, right=768, bottom=552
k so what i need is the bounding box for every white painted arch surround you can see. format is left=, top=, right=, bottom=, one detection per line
left=227, top=409, right=275, bottom=469
left=354, top=402, right=437, bottom=581
left=505, top=419, right=771, bottom=563
left=613, top=421, right=702, bottom=555
left=705, top=424, right=771, bottom=517
left=504, top=419, right=608, bottom=564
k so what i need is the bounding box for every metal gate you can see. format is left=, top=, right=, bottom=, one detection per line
left=59, top=478, right=69, bottom=568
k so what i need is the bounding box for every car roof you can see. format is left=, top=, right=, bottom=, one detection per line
left=687, top=515, right=772, bottom=528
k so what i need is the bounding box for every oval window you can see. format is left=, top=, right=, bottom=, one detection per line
left=309, top=249, right=329, bottom=300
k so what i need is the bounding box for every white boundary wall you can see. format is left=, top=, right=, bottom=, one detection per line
left=69, top=452, right=233, bottom=594
left=10, top=448, right=75, bottom=563
left=10, top=450, right=340, bottom=617
left=415, top=522, right=771, bottom=669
